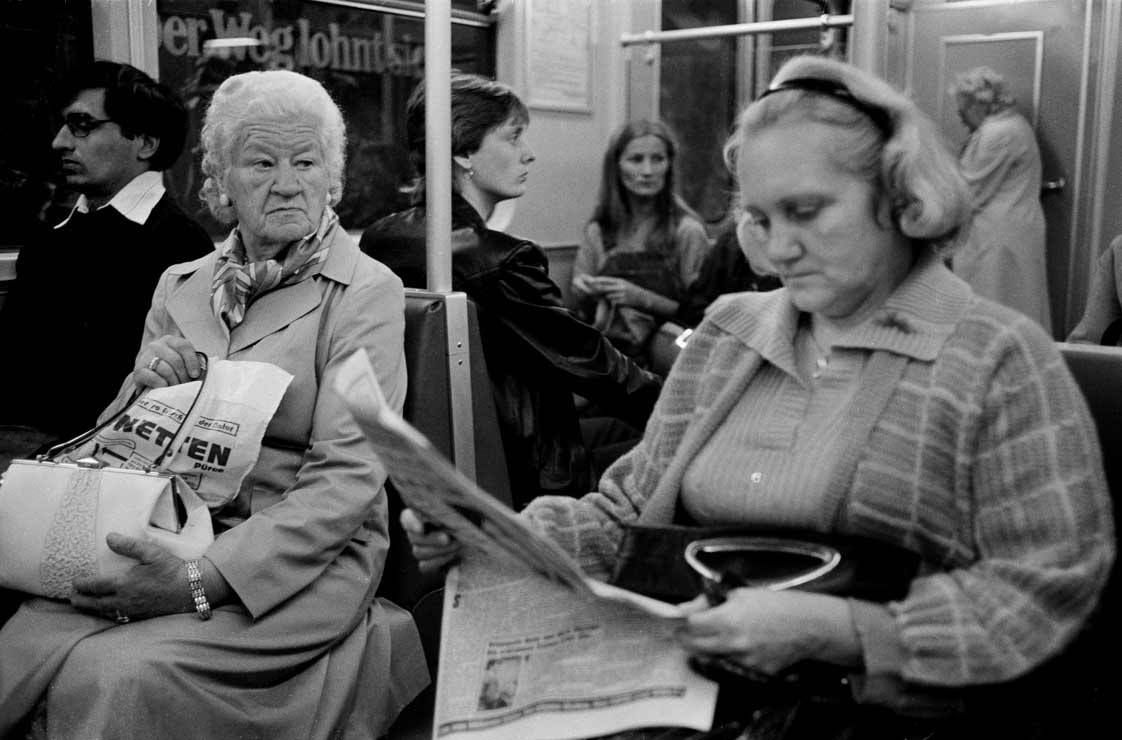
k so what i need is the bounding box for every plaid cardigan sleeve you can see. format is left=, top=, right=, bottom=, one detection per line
left=852, top=310, right=1115, bottom=709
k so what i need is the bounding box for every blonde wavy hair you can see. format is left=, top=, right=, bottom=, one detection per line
left=725, top=55, right=972, bottom=255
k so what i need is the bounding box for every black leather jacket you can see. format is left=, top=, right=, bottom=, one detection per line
left=360, top=194, right=662, bottom=506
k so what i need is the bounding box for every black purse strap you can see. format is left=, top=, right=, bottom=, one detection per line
left=41, top=352, right=211, bottom=470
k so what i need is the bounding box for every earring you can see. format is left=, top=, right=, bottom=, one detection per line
left=466, top=167, right=475, bottom=180
left=218, top=193, right=230, bottom=207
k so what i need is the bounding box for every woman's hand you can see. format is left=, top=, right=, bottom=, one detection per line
left=70, top=533, right=200, bottom=622
left=133, top=335, right=203, bottom=389
left=592, top=277, right=647, bottom=309
left=571, top=273, right=601, bottom=298
left=675, top=588, right=861, bottom=676
left=401, top=508, right=462, bottom=572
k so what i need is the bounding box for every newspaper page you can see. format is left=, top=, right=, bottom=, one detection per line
left=333, top=350, right=718, bottom=737
left=434, top=557, right=718, bottom=740
left=333, top=350, right=690, bottom=619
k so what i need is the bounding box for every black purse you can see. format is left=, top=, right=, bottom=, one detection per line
left=609, top=522, right=919, bottom=605
left=609, top=522, right=925, bottom=739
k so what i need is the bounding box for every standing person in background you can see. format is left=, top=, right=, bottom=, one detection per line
left=949, top=66, right=1051, bottom=333
left=362, top=72, right=661, bottom=506
left=570, top=120, right=711, bottom=360
left=0, top=60, right=213, bottom=449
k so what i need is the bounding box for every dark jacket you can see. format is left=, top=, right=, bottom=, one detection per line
left=0, top=193, right=213, bottom=438
left=360, top=194, right=662, bottom=507
left=677, top=228, right=782, bottom=328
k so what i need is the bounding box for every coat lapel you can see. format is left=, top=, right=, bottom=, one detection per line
left=228, top=279, right=321, bottom=354
left=165, top=255, right=228, bottom=357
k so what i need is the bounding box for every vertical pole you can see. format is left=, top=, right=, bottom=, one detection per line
left=425, top=0, right=452, bottom=293
left=850, top=0, right=889, bottom=79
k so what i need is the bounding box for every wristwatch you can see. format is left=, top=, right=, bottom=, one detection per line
left=185, top=560, right=212, bottom=620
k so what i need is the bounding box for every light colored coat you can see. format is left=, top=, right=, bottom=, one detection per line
left=0, top=227, right=429, bottom=739
left=525, top=252, right=1113, bottom=714
left=953, top=109, right=1052, bottom=333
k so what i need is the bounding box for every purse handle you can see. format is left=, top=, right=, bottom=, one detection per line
left=41, top=352, right=211, bottom=471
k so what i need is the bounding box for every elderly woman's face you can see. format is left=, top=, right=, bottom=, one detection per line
left=736, top=120, right=912, bottom=328
left=955, top=94, right=988, bottom=131
left=224, top=120, right=330, bottom=259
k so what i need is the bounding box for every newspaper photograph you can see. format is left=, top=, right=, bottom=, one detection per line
left=434, top=557, right=718, bottom=740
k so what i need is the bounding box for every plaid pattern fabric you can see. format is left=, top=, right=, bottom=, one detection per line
left=524, top=255, right=1113, bottom=711
left=211, top=208, right=337, bottom=330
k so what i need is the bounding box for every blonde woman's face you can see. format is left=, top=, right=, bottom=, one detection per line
left=736, top=121, right=912, bottom=328
left=618, top=135, right=669, bottom=200
left=224, top=120, right=330, bottom=260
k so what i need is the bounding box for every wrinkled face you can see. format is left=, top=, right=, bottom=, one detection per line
left=618, top=134, right=669, bottom=200
left=52, top=88, right=147, bottom=202
left=224, top=120, right=330, bottom=260
left=466, top=114, right=534, bottom=203
left=736, top=121, right=912, bottom=327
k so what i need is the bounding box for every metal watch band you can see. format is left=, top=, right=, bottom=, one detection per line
left=185, top=559, right=212, bottom=621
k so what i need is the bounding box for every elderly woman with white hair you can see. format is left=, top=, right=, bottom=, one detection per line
left=949, top=66, right=1052, bottom=333
left=0, top=70, right=428, bottom=739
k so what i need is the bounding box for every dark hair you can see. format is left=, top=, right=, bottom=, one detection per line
left=590, top=119, right=698, bottom=254
left=405, top=71, right=529, bottom=188
left=60, top=60, right=188, bottom=171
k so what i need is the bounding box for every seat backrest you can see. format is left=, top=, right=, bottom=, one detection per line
left=1057, top=342, right=1122, bottom=496
left=1053, top=342, right=1122, bottom=726
left=377, top=290, right=512, bottom=609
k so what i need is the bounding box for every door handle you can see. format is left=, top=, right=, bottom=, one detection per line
left=1041, top=177, right=1066, bottom=195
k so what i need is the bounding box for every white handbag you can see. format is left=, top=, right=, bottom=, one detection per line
left=0, top=358, right=215, bottom=599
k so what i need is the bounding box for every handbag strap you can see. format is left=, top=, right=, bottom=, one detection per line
left=41, top=352, right=211, bottom=469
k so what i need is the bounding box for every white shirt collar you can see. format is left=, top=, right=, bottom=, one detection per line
left=55, top=170, right=166, bottom=229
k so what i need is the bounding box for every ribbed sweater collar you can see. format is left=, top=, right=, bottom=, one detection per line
left=709, top=248, right=975, bottom=363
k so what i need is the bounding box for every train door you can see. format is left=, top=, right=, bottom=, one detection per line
left=904, top=0, right=1096, bottom=337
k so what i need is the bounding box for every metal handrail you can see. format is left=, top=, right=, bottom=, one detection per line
left=620, top=14, right=854, bottom=47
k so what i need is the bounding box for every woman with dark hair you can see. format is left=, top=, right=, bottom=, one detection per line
left=361, top=72, right=661, bottom=506
left=403, top=56, right=1113, bottom=738
left=570, top=120, right=711, bottom=359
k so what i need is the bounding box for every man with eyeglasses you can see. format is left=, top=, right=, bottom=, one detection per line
left=0, top=60, right=212, bottom=450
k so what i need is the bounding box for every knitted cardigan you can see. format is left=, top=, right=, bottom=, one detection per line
left=523, top=252, right=1114, bottom=712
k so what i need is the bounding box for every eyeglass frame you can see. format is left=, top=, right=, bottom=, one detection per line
left=60, top=113, right=115, bottom=139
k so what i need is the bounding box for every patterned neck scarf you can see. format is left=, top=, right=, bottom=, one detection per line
left=211, top=207, right=337, bottom=331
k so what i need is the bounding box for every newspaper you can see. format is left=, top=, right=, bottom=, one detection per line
left=334, top=350, right=718, bottom=739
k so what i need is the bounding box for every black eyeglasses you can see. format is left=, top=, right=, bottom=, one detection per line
left=61, top=113, right=114, bottom=138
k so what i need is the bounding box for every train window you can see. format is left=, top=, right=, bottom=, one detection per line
left=0, top=0, right=93, bottom=250
left=156, top=0, right=496, bottom=237
left=658, top=0, right=849, bottom=225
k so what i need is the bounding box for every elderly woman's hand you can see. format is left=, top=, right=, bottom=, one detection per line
left=134, top=335, right=203, bottom=389
left=675, top=588, right=861, bottom=677
left=69, top=533, right=231, bottom=623
left=401, top=508, right=462, bottom=573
